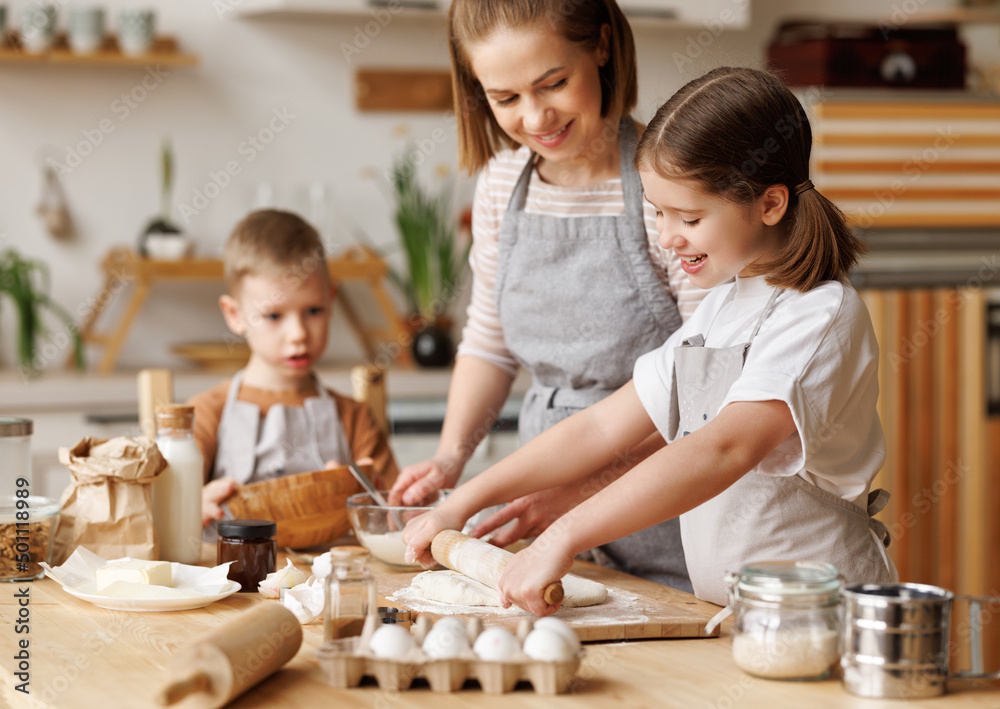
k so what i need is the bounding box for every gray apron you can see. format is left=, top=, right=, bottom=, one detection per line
left=673, top=286, right=896, bottom=606
left=212, top=369, right=350, bottom=484
left=495, top=118, right=690, bottom=591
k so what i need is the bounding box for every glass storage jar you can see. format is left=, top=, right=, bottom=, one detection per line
left=217, top=519, right=277, bottom=592
left=323, top=545, right=376, bottom=642
left=728, top=560, right=842, bottom=681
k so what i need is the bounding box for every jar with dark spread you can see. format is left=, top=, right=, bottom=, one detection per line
left=217, top=519, right=277, bottom=592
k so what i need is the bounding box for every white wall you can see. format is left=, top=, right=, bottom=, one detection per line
left=0, top=0, right=987, bottom=372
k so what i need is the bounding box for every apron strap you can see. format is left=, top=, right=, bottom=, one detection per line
left=617, top=119, right=645, bottom=219
left=506, top=152, right=538, bottom=214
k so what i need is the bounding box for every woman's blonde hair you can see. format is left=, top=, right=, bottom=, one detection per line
left=636, top=66, right=863, bottom=292
left=449, top=0, right=637, bottom=174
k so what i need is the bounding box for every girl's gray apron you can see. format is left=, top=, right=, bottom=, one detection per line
left=673, top=287, right=896, bottom=605
left=213, top=370, right=350, bottom=484
left=495, top=119, right=690, bottom=591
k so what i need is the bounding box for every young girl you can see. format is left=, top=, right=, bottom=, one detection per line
left=389, top=0, right=707, bottom=592
left=402, top=66, right=897, bottom=614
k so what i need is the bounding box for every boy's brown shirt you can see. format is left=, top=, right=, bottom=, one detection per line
left=188, top=379, right=398, bottom=489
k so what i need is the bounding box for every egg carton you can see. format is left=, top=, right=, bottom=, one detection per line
left=315, top=615, right=584, bottom=695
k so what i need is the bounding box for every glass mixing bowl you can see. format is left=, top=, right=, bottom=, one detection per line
left=346, top=490, right=449, bottom=568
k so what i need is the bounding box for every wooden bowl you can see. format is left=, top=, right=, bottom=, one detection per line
left=224, top=465, right=368, bottom=549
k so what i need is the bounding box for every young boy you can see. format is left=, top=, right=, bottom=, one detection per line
left=191, top=209, right=398, bottom=525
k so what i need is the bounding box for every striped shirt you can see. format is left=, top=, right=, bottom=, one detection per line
left=458, top=146, right=711, bottom=375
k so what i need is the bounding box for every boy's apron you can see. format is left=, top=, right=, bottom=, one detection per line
left=673, top=287, right=896, bottom=606
left=213, top=369, right=351, bottom=484
left=495, top=118, right=690, bottom=591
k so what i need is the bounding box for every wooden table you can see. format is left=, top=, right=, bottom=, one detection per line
left=3, top=555, right=1000, bottom=708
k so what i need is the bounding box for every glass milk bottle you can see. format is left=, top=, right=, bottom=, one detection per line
left=323, top=546, right=376, bottom=642
left=152, top=405, right=203, bottom=564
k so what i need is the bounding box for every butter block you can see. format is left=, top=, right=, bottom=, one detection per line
left=95, top=559, right=172, bottom=591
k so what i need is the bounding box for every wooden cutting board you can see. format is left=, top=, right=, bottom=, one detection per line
left=376, top=560, right=721, bottom=642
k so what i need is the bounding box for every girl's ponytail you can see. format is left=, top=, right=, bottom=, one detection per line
left=760, top=182, right=865, bottom=291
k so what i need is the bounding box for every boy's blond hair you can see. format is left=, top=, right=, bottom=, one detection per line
left=223, top=209, right=329, bottom=295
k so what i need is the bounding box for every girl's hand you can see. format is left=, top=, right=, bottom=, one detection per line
left=388, top=455, right=462, bottom=507
left=402, top=507, right=467, bottom=568
left=498, top=541, right=574, bottom=617
left=202, top=477, right=238, bottom=527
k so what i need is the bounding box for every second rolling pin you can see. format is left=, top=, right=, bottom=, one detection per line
left=430, top=530, right=564, bottom=606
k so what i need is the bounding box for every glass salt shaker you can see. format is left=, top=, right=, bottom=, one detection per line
left=323, top=546, right=377, bottom=643
left=727, top=560, right=842, bottom=681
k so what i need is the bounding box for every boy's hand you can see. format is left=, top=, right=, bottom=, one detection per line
left=202, top=477, right=237, bottom=527
left=401, top=507, right=466, bottom=568
left=497, top=541, right=573, bottom=617
left=388, top=456, right=461, bottom=507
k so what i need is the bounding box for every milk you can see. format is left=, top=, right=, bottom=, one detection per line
left=152, top=407, right=203, bottom=565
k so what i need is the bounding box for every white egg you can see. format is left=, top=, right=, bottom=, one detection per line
left=531, top=617, right=580, bottom=651
left=522, top=627, right=575, bottom=662
left=369, top=624, right=416, bottom=659
left=432, top=617, right=467, bottom=636
left=423, top=623, right=471, bottom=659
left=473, top=626, right=521, bottom=661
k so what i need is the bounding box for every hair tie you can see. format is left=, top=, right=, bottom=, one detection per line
left=794, top=180, right=814, bottom=196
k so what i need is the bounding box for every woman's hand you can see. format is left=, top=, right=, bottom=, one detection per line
left=388, top=455, right=462, bottom=507
left=469, top=487, right=581, bottom=548
left=498, top=541, right=575, bottom=617
left=202, top=477, right=237, bottom=527
left=401, top=506, right=468, bottom=568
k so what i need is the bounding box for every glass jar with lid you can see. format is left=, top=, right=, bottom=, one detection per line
left=217, top=519, right=277, bottom=591
left=323, top=545, right=376, bottom=642
left=0, top=418, right=33, bottom=502
left=727, top=560, right=842, bottom=681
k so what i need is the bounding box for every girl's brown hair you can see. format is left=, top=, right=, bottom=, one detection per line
left=449, top=0, right=637, bottom=174
left=635, top=66, right=863, bottom=292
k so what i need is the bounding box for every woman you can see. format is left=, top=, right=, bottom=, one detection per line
left=389, top=0, right=706, bottom=591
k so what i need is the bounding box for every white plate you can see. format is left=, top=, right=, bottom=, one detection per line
left=60, top=580, right=242, bottom=611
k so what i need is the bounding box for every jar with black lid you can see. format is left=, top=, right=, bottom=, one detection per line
left=217, top=519, right=277, bottom=592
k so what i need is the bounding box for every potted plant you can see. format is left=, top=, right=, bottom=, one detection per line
left=384, top=155, right=469, bottom=367
left=138, top=139, right=188, bottom=259
left=0, top=249, right=84, bottom=374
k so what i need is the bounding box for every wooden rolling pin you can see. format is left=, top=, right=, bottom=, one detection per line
left=155, top=603, right=303, bottom=709
left=431, top=530, right=564, bottom=606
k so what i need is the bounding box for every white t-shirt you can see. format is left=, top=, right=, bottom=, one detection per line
left=633, top=274, right=885, bottom=504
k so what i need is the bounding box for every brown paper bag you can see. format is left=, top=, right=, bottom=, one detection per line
left=52, top=436, right=167, bottom=565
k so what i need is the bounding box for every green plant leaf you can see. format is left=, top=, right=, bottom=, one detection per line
left=0, top=248, right=85, bottom=372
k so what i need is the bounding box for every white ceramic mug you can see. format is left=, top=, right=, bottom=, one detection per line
left=68, top=6, right=105, bottom=54
left=117, top=8, right=154, bottom=56
left=20, top=2, right=56, bottom=54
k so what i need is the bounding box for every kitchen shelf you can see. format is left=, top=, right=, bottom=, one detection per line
left=881, top=7, right=1000, bottom=24
left=0, top=34, right=198, bottom=67
left=73, top=246, right=411, bottom=374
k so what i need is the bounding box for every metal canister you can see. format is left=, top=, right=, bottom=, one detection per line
left=842, top=583, right=1000, bottom=698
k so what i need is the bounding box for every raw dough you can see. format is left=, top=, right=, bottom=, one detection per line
left=410, top=569, right=607, bottom=608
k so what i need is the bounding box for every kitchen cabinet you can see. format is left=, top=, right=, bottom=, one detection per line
left=0, top=36, right=198, bottom=67
left=229, top=0, right=750, bottom=29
